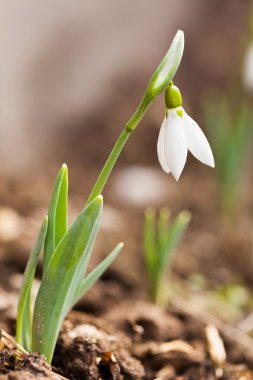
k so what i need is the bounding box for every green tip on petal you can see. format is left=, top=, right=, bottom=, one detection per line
left=97, top=195, right=103, bottom=203
left=176, top=107, right=183, bottom=117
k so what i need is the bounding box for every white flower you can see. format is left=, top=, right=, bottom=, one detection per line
left=157, top=108, right=215, bottom=180
left=242, top=43, right=253, bottom=92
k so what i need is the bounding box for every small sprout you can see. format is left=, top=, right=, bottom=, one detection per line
left=143, top=207, right=191, bottom=303
left=157, top=83, right=214, bottom=180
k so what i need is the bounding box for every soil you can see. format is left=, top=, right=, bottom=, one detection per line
left=1, top=298, right=253, bottom=380
left=1, top=150, right=253, bottom=379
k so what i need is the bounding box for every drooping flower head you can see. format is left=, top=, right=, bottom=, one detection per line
left=157, top=82, right=214, bottom=180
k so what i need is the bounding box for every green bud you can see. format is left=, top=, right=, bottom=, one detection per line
left=165, top=83, right=182, bottom=109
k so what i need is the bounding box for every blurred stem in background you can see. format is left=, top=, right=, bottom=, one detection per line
left=143, top=207, right=191, bottom=303
left=204, top=100, right=252, bottom=216
left=203, top=2, right=253, bottom=218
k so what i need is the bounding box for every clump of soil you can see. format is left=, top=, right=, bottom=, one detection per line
left=1, top=299, right=253, bottom=380
left=0, top=351, right=58, bottom=380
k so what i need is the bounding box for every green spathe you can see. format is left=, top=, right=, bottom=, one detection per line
left=147, top=30, right=184, bottom=100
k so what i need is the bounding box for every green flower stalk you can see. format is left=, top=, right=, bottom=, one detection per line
left=16, top=30, right=185, bottom=363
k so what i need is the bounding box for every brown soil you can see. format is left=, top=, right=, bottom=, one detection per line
left=1, top=118, right=253, bottom=379
left=1, top=292, right=253, bottom=379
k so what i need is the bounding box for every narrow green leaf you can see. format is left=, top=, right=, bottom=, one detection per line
left=32, top=196, right=103, bottom=363
left=16, top=216, right=48, bottom=351
left=160, top=210, right=191, bottom=272
left=71, top=242, right=123, bottom=309
left=43, top=164, right=68, bottom=273
left=157, top=207, right=171, bottom=252
left=143, top=208, right=157, bottom=273
left=55, top=164, right=68, bottom=247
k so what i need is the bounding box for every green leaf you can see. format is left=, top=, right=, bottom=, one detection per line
left=143, top=208, right=157, bottom=273
left=43, top=164, right=68, bottom=273
left=16, top=216, right=48, bottom=351
left=71, top=242, right=123, bottom=309
left=157, top=207, right=171, bottom=253
left=32, top=195, right=103, bottom=363
left=160, top=210, right=191, bottom=273
left=55, top=164, right=68, bottom=247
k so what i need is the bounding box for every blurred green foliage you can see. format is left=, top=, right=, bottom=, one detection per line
left=143, top=207, right=190, bottom=303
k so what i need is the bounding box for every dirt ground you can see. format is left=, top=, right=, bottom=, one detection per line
left=1, top=151, right=253, bottom=379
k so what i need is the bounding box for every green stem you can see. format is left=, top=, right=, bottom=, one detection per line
left=87, top=94, right=152, bottom=204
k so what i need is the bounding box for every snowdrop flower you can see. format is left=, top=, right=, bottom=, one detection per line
left=157, top=83, right=214, bottom=180
left=242, top=42, right=253, bottom=92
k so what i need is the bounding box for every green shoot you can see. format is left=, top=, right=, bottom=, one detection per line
left=43, top=164, right=68, bottom=273
left=144, top=208, right=191, bottom=303
left=17, top=165, right=123, bottom=363
left=32, top=195, right=103, bottom=362
left=16, top=216, right=48, bottom=351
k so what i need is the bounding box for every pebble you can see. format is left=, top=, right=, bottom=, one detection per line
left=0, top=207, right=23, bottom=242
left=112, top=165, right=170, bottom=206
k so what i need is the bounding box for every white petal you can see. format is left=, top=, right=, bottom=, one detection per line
left=157, top=118, right=170, bottom=173
left=243, top=44, right=253, bottom=92
left=164, top=109, right=188, bottom=180
left=182, top=110, right=215, bottom=168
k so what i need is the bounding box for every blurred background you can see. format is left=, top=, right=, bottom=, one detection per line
left=0, top=0, right=248, bottom=172
left=1, top=0, right=253, bottom=327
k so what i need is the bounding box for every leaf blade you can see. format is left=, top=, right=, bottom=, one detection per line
left=160, top=210, right=191, bottom=273
left=16, top=216, right=48, bottom=351
left=43, top=164, right=68, bottom=273
left=55, top=164, right=68, bottom=247
left=71, top=242, right=123, bottom=309
left=32, top=196, right=103, bottom=363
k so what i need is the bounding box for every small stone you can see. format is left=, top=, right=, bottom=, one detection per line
left=112, top=166, right=170, bottom=206
left=0, top=207, right=23, bottom=242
